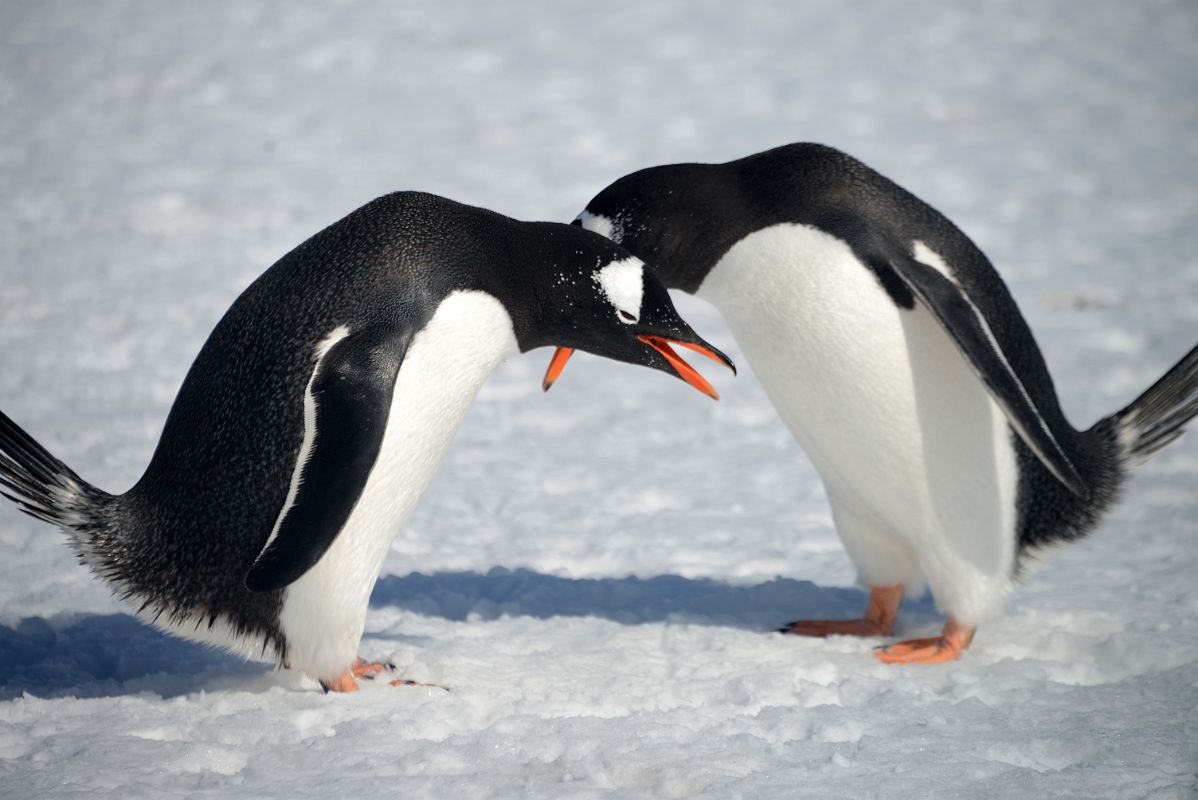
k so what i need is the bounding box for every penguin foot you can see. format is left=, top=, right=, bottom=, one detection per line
left=779, top=584, right=903, bottom=638
left=387, top=678, right=450, bottom=691
left=317, top=658, right=407, bottom=692
left=351, top=657, right=396, bottom=680
left=320, top=672, right=361, bottom=693
left=351, top=657, right=450, bottom=691
left=873, top=619, right=975, bottom=665
left=781, top=618, right=893, bottom=637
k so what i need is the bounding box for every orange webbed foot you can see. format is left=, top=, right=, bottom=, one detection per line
left=318, top=657, right=449, bottom=692
left=874, top=619, right=975, bottom=665
left=388, top=678, right=450, bottom=690
left=316, top=658, right=402, bottom=693
left=781, top=584, right=903, bottom=638
left=320, top=672, right=361, bottom=693
left=353, top=657, right=450, bottom=691
left=351, top=657, right=396, bottom=680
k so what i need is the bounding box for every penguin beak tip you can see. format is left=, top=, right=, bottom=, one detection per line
left=542, top=347, right=574, bottom=393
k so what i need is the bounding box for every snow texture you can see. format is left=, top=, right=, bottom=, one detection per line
left=1, top=1, right=1196, bottom=797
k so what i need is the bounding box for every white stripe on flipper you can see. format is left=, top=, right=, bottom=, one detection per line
left=911, top=241, right=1073, bottom=484
left=278, top=291, right=519, bottom=680
left=697, top=223, right=1021, bottom=623
left=258, top=325, right=351, bottom=560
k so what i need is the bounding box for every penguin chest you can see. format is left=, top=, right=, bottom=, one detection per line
left=278, top=291, right=518, bottom=678
left=697, top=224, right=1019, bottom=593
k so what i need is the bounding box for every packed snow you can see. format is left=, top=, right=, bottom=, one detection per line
left=1, top=1, right=1196, bottom=797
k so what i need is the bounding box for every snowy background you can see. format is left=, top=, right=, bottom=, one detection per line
left=2, top=1, right=1197, bottom=797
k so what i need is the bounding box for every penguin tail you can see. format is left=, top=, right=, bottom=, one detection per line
left=0, top=408, right=112, bottom=532
left=1112, top=343, right=1198, bottom=466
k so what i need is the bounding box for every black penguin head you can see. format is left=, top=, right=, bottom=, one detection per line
left=573, top=168, right=665, bottom=256
left=517, top=224, right=734, bottom=399
left=571, top=163, right=731, bottom=292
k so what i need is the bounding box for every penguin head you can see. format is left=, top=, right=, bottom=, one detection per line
left=571, top=165, right=699, bottom=273
left=518, top=223, right=734, bottom=399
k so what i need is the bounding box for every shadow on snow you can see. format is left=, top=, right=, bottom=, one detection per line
left=0, top=569, right=936, bottom=699
left=368, top=567, right=906, bottom=629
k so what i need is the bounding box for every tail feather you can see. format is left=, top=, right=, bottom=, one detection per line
left=0, top=409, right=110, bottom=529
left=1115, top=344, right=1198, bottom=465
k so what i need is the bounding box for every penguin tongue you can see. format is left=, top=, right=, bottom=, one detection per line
left=637, top=335, right=720, bottom=400
left=541, top=346, right=574, bottom=391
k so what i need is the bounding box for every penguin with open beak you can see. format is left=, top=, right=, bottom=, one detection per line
left=0, top=190, right=733, bottom=692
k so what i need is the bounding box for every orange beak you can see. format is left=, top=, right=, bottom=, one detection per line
left=541, top=338, right=733, bottom=400
left=637, top=335, right=723, bottom=400
left=542, top=346, right=575, bottom=392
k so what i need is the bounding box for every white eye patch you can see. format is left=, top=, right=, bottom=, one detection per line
left=593, top=257, right=644, bottom=324
left=577, top=210, right=615, bottom=240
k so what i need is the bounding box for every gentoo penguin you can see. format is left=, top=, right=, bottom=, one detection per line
left=0, top=190, right=733, bottom=691
left=576, top=143, right=1198, bottom=664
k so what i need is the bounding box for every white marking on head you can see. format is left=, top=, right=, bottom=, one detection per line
left=577, top=210, right=615, bottom=240
left=593, top=257, right=644, bottom=324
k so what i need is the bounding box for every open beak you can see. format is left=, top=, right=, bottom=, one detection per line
left=637, top=335, right=735, bottom=400
left=540, top=338, right=735, bottom=400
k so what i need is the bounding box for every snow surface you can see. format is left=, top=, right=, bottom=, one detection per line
left=2, top=1, right=1197, bottom=797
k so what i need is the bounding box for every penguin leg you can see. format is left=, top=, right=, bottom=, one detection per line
left=780, top=584, right=903, bottom=637
left=873, top=617, right=976, bottom=664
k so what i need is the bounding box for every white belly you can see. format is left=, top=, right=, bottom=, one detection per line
left=697, top=224, right=1019, bottom=624
left=279, top=291, right=519, bottom=680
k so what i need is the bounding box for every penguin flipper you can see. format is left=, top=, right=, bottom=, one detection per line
left=884, top=253, right=1089, bottom=499
left=245, top=327, right=409, bottom=592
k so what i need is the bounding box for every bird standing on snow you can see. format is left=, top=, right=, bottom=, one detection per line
left=576, top=143, right=1198, bottom=664
left=0, top=191, right=733, bottom=692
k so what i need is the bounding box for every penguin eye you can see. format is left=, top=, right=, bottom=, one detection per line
left=619, top=310, right=638, bottom=323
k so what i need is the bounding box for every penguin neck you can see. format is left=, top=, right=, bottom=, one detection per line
left=599, top=193, right=750, bottom=295
left=622, top=219, right=733, bottom=296
left=633, top=230, right=698, bottom=293
left=473, top=252, right=544, bottom=352
left=493, top=220, right=626, bottom=352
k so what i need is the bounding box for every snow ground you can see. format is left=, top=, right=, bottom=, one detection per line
left=1, top=1, right=1197, bottom=797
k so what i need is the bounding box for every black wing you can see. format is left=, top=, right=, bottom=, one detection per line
left=884, top=253, right=1089, bottom=499
left=245, top=326, right=409, bottom=592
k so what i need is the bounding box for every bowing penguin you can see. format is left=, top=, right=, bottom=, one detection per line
left=0, top=190, right=733, bottom=691
left=576, top=143, right=1198, bottom=663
